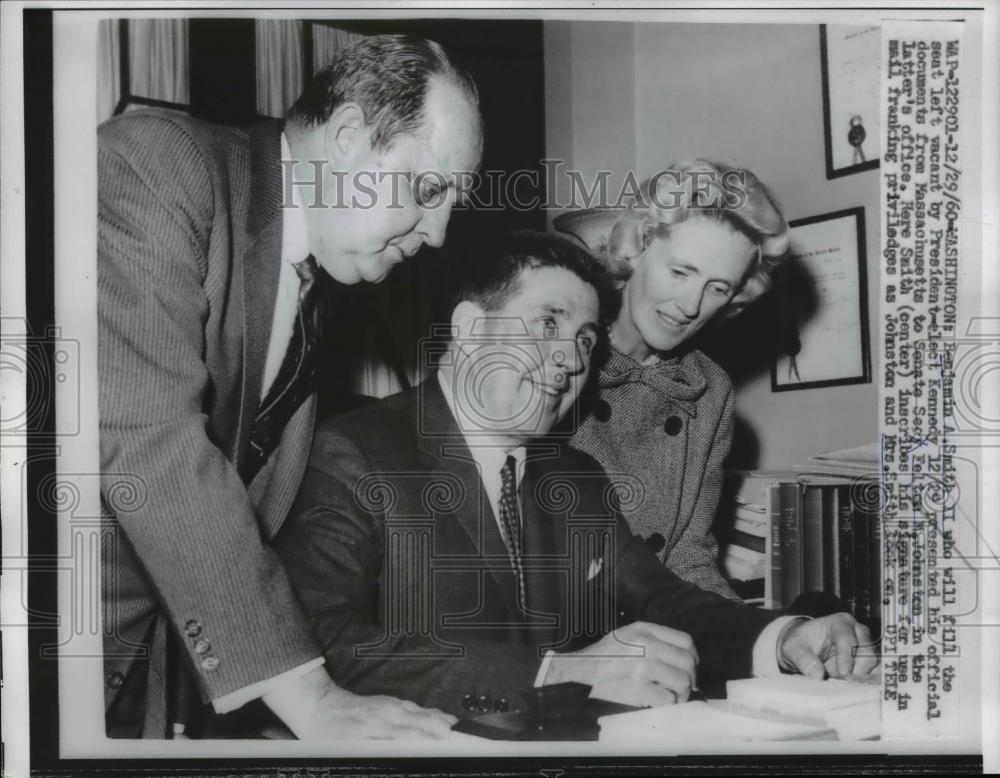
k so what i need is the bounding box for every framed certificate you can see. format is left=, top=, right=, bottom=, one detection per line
left=820, top=24, right=880, bottom=179
left=772, top=207, right=872, bottom=391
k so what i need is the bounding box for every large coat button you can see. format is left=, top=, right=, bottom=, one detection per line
left=200, top=656, right=220, bottom=672
left=183, top=619, right=201, bottom=638
left=106, top=671, right=125, bottom=690
left=663, top=415, right=683, bottom=436
left=462, top=694, right=477, bottom=712
left=593, top=400, right=612, bottom=423
left=477, top=695, right=492, bottom=713
left=193, top=638, right=211, bottom=655
left=493, top=697, right=509, bottom=713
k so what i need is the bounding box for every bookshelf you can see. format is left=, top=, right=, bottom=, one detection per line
left=720, top=454, right=881, bottom=631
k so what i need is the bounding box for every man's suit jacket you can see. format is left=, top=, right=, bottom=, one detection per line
left=275, top=378, right=779, bottom=717
left=99, top=109, right=321, bottom=736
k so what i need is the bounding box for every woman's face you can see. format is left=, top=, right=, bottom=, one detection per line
left=613, top=217, right=756, bottom=360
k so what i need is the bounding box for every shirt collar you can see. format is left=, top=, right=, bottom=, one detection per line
left=280, top=132, right=311, bottom=266
left=435, top=371, right=527, bottom=487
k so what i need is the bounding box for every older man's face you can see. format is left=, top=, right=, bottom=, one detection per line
left=305, top=76, right=482, bottom=284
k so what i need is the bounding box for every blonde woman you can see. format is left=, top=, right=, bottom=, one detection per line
left=556, top=160, right=789, bottom=599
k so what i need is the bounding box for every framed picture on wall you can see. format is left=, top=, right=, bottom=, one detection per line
left=772, top=206, right=871, bottom=392
left=820, top=24, right=881, bottom=178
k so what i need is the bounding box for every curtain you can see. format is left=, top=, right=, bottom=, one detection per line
left=129, top=19, right=190, bottom=105
left=98, top=18, right=190, bottom=125
left=97, top=20, right=121, bottom=122
left=312, top=24, right=365, bottom=73
left=255, top=19, right=304, bottom=119
left=353, top=266, right=439, bottom=399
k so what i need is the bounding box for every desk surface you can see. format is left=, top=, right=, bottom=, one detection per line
left=450, top=677, right=881, bottom=743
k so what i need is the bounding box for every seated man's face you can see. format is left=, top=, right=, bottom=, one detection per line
left=453, top=265, right=600, bottom=445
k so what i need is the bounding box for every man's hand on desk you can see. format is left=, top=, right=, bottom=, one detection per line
left=778, top=613, right=879, bottom=680
left=543, top=622, right=699, bottom=707
left=262, top=666, right=457, bottom=739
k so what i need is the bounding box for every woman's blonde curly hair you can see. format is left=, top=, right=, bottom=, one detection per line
left=554, top=159, right=790, bottom=319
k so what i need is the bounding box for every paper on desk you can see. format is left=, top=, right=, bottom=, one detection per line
left=597, top=701, right=835, bottom=742
left=726, top=676, right=881, bottom=740
left=801, top=442, right=880, bottom=475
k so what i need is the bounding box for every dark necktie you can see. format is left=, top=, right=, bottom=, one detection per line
left=498, top=455, right=527, bottom=610
left=241, top=255, right=323, bottom=483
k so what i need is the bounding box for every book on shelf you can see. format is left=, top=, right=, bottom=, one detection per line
left=778, top=481, right=803, bottom=608
left=768, top=482, right=782, bottom=610
left=836, top=484, right=856, bottom=614
left=853, top=498, right=872, bottom=621
left=802, top=485, right=824, bottom=593
left=821, top=486, right=839, bottom=594
left=871, top=510, right=883, bottom=624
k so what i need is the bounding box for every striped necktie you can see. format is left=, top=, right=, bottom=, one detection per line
left=241, top=255, right=323, bottom=483
left=498, top=455, right=527, bottom=610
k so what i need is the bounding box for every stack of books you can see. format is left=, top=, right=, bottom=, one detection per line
left=721, top=474, right=774, bottom=605
left=721, top=445, right=882, bottom=628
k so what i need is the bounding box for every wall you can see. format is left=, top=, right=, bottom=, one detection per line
left=544, top=21, right=637, bottom=218
left=545, top=21, right=880, bottom=469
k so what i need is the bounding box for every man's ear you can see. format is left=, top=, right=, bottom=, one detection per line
left=451, top=300, right=487, bottom=340
left=324, top=102, right=370, bottom=163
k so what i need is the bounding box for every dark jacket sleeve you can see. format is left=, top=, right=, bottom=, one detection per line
left=275, top=424, right=544, bottom=716
left=591, top=450, right=780, bottom=694
left=616, top=531, right=780, bottom=692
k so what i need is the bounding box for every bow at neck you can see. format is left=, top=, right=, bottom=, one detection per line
left=598, top=345, right=707, bottom=417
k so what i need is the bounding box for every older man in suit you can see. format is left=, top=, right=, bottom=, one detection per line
left=275, top=232, right=876, bottom=717
left=99, top=35, right=482, bottom=738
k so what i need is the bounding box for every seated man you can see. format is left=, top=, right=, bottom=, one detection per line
left=275, top=231, right=876, bottom=717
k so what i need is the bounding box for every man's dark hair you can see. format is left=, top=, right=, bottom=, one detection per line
left=451, top=230, right=620, bottom=331
left=286, top=34, right=480, bottom=150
